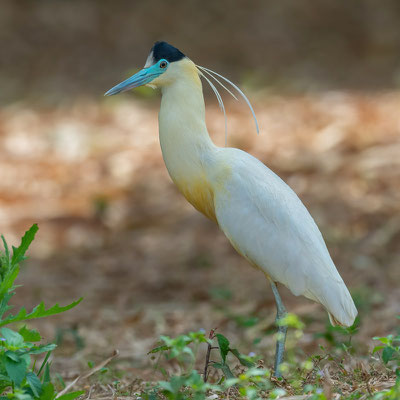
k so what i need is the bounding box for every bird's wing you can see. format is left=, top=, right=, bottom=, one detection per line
left=211, top=148, right=357, bottom=326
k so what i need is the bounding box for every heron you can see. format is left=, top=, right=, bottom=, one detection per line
left=105, top=41, right=357, bottom=377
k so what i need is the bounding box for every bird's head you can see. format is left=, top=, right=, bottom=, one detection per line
left=105, top=41, right=198, bottom=96
left=104, top=41, right=259, bottom=137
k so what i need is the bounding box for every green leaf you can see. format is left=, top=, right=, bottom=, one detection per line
left=0, top=373, right=11, bottom=384
left=0, top=293, right=15, bottom=320
left=2, top=353, right=28, bottom=386
left=56, top=391, right=85, bottom=400
left=218, top=363, right=235, bottom=380
left=373, top=345, right=385, bottom=353
left=29, top=344, right=57, bottom=355
left=376, top=336, right=389, bottom=344
left=169, top=375, right=186, bottom=393
left=147, top=345, right=171, bottom=354
left=230, top=348, right=255, bottom=367
left=19, top=326, right=41, bottom=342
left=11, top=224, right=39, bottom=266
left=382, top=346, right=395, bottom=364
left=38, top=351, right=52, bottom=378
left=0, top=266, right=19, bottom=298
left=38, top=382, right=56, bottom=400
left=158, top=380, right=174, bottom=393
left=1, top=327, right=24, bottom=347
left=215, top=333, right=230, bottom=364
left=1, top=235, right=10, bottom=267
left=42, top=363, right=51, bottom=385
left=0, top=298, right=83, bottom=327
left=224, top=378, right=240, bottom=388
left=188, top=331, right=208, bottom=343
left=5, top=350, right=21, bottom=362
left=26, top=372, right=42, bottom=397
left=55, top=373, right=65, bottom=389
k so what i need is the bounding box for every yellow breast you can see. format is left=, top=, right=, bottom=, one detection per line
left=175, top=177, right=216, bottom=222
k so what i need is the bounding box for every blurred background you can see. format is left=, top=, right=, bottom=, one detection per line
left=0, top=0, right=399, bottom=381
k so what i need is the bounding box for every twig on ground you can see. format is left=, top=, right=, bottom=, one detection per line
left=86, top=385, right=94, bottom=399
left=56, top=350, right=119, bottom=398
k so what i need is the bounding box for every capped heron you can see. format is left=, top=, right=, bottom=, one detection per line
left=105, top=41, right=357, bottom=377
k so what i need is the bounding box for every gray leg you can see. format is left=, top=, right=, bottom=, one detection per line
left=269, top=280, right=288, bottom=378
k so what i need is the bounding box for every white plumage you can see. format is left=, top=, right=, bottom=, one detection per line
left=105, top=42, right=357, bottom=376
left=212, top=147, right=357, bottom=327
left=155, top=57, right=357, bottom=330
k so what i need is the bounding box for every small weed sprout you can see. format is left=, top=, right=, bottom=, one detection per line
left=148, top=331, right=209, bottom=376
left=148, top=329, right=272, bottom=399
left=315, top=316, right=360, bottom=354
left=373, top=319, right=400, bottom=375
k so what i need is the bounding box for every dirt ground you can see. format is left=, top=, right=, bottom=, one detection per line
left=0, top=92, right=399, bottom=395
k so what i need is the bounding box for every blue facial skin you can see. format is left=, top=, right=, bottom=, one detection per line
left=104, top=59, right=169, bottom=96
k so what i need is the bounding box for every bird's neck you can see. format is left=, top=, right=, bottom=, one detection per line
left=158, top=70, right=216, bottom=185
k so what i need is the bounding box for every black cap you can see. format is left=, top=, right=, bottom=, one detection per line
left=151, top=41, right=186, bottom=63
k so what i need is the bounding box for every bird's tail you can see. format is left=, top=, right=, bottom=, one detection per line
left=328, top=312, right=350, bottom=327
left=305, top=281, right=358, bottom=327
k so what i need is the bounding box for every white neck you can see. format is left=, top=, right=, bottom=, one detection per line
left=158, top=66, right=216, bottom=185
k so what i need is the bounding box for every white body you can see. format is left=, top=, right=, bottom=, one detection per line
left=155, top=58, right=357, bottom=327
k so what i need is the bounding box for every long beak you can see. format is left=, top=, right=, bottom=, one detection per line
left=104, top=68, right=156, bottom=96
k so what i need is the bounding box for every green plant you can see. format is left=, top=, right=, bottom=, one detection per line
left=212, top=332, right=256, bottom=379
left=146, top=331, right=222, bottom=399
left=157, top=370, right=220, bottom=400
left=224, top=367, right=273, bottom=399
left=0, top=224, right=83, bottom=400
left=149, top=330, right=209, bottom=376
left=148, top=330, right=271, bottom=399
left=314, top=316, right=360, bottom=352
left=373, top=322, right=400, bottom=374
left=142, top=317, right=400, bottom=399
left=370, top=323, right=400, bottom=399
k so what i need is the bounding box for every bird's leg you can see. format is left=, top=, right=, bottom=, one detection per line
left=269, top=280, right=288, bottom=378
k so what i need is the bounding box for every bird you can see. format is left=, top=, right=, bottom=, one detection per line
left=105, top=41, right=357, bottom=377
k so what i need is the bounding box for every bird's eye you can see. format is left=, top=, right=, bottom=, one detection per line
left=160, top=61, right=168, bottom=69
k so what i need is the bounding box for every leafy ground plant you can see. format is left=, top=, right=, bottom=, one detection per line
left=147, top=329, right=273, bottom=399
left=141, top=315, right=400, bottom=400
left=373, top=324, right=400, bottom=375
left=0, top=224, right=83, bottom=400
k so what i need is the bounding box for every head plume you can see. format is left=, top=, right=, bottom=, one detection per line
left=196, top=65, right=259, bottom=145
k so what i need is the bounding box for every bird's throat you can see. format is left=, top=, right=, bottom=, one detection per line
left=158, top=65, right=217, bottom=221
